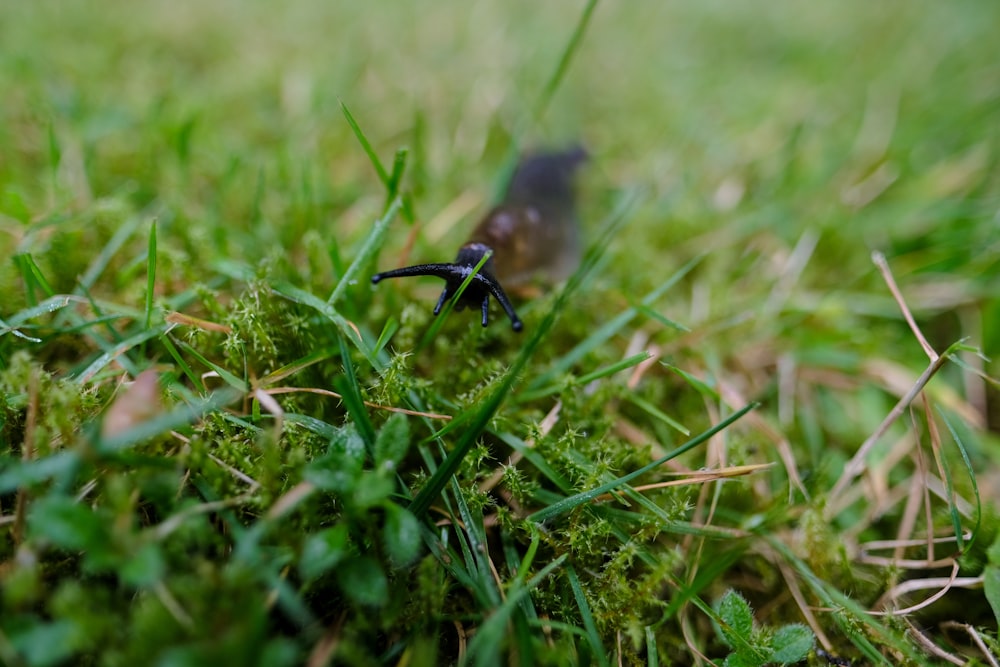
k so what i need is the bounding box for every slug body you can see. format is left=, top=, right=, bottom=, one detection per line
left=371, top=146, right=587, bottom=332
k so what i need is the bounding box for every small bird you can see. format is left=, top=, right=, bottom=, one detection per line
left=371, top=146, right=587, bottom=331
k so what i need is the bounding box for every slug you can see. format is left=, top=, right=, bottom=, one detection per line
left=371, top=146, right=587, bottom=331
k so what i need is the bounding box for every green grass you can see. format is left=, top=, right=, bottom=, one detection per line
left=2, top=1, right=1000, bottom=665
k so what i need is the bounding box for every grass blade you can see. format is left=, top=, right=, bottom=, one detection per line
left=464, top=554, right=568, bottom=666
left=341, top=100, right=390, bottom=186
left=534, top=0, right=599, bottom=121
left=517, top=351, right=652, bottom=402
left=328, top=196, right=401, bottom=306
left=97, top=387, right=242, bottom=454
left=145, top=219, right=157, bottom=329
left=272, top=281, right=378, bottom=368
left=334, top=333, right=376, bottom=456
left=528, top=402, right=757, bottom=523
left=176, top=340, right=249, bottom=392
left=75, top=323, right=174, bottom=384
left=938, top=407, right=982, bottom=551
left=566, top=563, right=608, bottom=667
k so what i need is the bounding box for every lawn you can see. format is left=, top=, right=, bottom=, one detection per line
left=2, top=1, right=999, bottom=665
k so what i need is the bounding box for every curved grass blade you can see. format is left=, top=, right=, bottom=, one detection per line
left=528, top=402, right=757, bottom=523
left=463, top=554, right=568, bottom=667
left=566, top=563, right=609, bottom=667
left=328, top=196, right=401, bottom=306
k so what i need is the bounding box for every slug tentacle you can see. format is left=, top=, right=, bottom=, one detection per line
left=371, top=147, right=586, bottom=332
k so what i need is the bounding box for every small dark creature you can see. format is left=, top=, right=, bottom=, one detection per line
left=371, top=146, right=587, bottom=331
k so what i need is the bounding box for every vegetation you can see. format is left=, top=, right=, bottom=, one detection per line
left=2, top=1, right=999, bottom=665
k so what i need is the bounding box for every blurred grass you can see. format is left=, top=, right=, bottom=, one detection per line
left=2, top=0, right=999, bottom=665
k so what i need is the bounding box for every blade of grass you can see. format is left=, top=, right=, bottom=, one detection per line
left=517, top=350, right=651, bottom=402
left=282, top=413, right=341, bottom=440
left=661, top=540, right=750, bottom=621
left=145, top=219, right=157, bottom=329
left=528, top=402, right=757, bottom=523
left=386, top=147, right=415, bottom=222
left=0, top=317, right=42, bottom=342
left=328, top=196, right=401, bottom=306
left=533, top=0, right=599, bottom=121
left=464, top=554, right=568, bottom=667
left=938, top=407, right=982, bottom=551
left=160, top=335, right=206, bottom=393
left=79, top=203, right=164, bottom=292
left=448, top=474, right=502, bottom=606
left=663, top=363, right=721, bottom=401
left=175, top=340, right=249, bottom=392
left=644, top=626, right=659, bottom=667
left=12, top=255, right=38, bottom=306
left=372, top=317, right=399, bottom=357
left=629, top=394, right=690, bottom=436
left=634, top=303, right=689, bottom=332
left=334, top=333, right=376, bottom=456
left=258, top=347, right=337, bottom=386
left=75, top=322, right=175, bottom=384
left=1, top=295, right=81, bottom=332
left=340, top=100, right=390, bottom=186
left=19, top=253, right=56, bottom=299
left=273, top=281, right=379, bottom=368
left=566, top=563, right=609, bottom=667
left=97, top=387, right=242, bottom=454
left=499, top=528, right=543, bottom=660
left=420, top=525, right=491, bottom=606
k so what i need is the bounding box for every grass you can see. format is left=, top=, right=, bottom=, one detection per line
left=2, top=1, right=1000, bottom=665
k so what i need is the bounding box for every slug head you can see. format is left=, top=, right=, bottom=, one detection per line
left=371, top=243, right=523, bottom=331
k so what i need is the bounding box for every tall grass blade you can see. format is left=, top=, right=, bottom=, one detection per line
left=145, top=219, right=157, bottom=330
left=528, top=402, right=756, bottom=523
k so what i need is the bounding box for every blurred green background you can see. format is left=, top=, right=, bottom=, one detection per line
left=4, top=0, right=997, bottom=367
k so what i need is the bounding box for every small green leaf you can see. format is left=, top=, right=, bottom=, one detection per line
left=718, top=589, right=754, bottom=647
left=300, top=524, right=350, bottom=581
left=118, top=542, right=167, bottom=588
left=303, top=425, right=367, bottom=492
left=769, top=624, right=815, bottom=664
left=337, top=556, right=388, bottom=607
left=27, top=495, right=107, bottom=551
left=0, top=452, right=81, bottom=493
left=352, top=471, right=395, bottom=509
left=119, top=542, right=166, bottom=588
left=1, top=186, right=31, bottom=223
left=382, top=503, right=422, bottom=567
left=374, top=413, right=410, bottom=470
left=724, top=653, right=754, bottom=667
left=8, top=618, right=83, bottom=667
left=303, top=456, right=358, bottom=494
left=331, top=423, right=367, bottom=464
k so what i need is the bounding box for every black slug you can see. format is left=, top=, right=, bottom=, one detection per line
left=371, top=146, right=587, bottom=332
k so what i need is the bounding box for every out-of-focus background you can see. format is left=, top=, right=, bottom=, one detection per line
left=4, top=0, right=998, bottom=375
